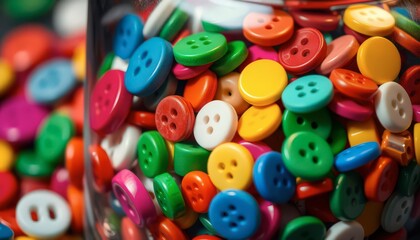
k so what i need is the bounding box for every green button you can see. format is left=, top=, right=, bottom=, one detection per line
left=174, top=143, right=210, bottom=176
left=35, top=113, right=75, bottom=166
left=282, top=108, right=332, bottom=139
left=280, top=216, right=326, bottom=240
left=210, top=40, right=248, bottom=77
left=199, top=213, right=218, bottom=236
left=282, top=132, right=333, bottom=181
left=15, top=149, right=55, bottom=177
left=330, top=172, right=366, bottom=220
left=105, top=208, right=122, bottom=233
left=326, top=121, right=347, bottom=155
left=137, top=131, right=169, bottom=178
left=153, top=172, right=185, bottom=219
left=397, top=160, right=420, bottom=197
left=391, top=10, right=420, bottom=41
left=159, top=8, right=189, bottom=42
left=173, top=32, right=228, bottom=66
left=4, top=0, right=54, bottom=20
left=97, top=52, right=115, bottom=78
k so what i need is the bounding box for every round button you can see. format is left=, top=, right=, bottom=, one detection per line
left=183, top=70, right=218, bottom=112
left=239, top=59, right=287, bottom=106
left=238, top=45, right=278, bottom=72
left=65, top=137, right=84, bottom=189
left=253, top=200, right=281, bottom=240
left=397, top=161, right=420, bottom=197
left=282, top=131, right=333, bottom=181
left=365, top=156, right=398, bottom=202
left=210, top=41, right=248, bottom=77
left=127, top=111, right=157, bottom=129
left=281, top=75, right=333, bottom=113
left=328, top=91, right=374, bottom=122
left=374, top=81, right=413, bottom=133
left=148, top=216, right=187, bottom=240
left=159, top=8, right=189, bottom=41
left=144, top=74, right=178, bottom=112
left=113, top=14, right=144, bottom=59
left=238, top=140, right=271, bottom=161
left=0, top=60, right=14, bottom=96
left=89, top=70, right=133, bottom=135
left=121, top=217, right=146, bottom=240
left=67, top=184, right=83, bottom=233
left=381, top=193, right=413, bottom=233
left=155, top=95, right=195, bottom=142
left=391, top=10, right=420, bottom=41
left=0, top=172, right=18, bottom=210
left=325, top=221, right=364, bottom=240
left=207, top=142, right=253, bottom=190
left=243, top=10, right=294, bottom=46
left=330, top=68, right=378, bottom=101
left=0, top=140, right=14, bottom=172
left=290, top=10, right=341, bottom=32
left=137, top=130, right=169, bottom=178
left=89, top=145, right=114, bottom=192
left=415, top=123, right=420, bottom=165
left=173, top=32, right=228, bottom=66
left=238, top=103, right=282, bottom=142
left=399, top=65, right=420, bottom=105
left=125, top=37, right=173, bottom=97
left=334, top=142, right=380, bottom=172
left=343, top=4, right=395, bottom=36
left=181, top=171, right=217, bottom=213
left=208, top=190, right=260, bottom=240
left=391, top=27, right=420, bottom=57
left=278, top=27, right=327, bottom=75
left=357, top=37, right=401, bottom=85
left=295, top=178, right=333, bottom=200
left=142, top=0, right=180, bottom=39
left=330, top=172, right=366, bottom=220
left=153, top=173, right=186, bottom=219
left=0, top=223, right=14, bottom=240
left=347, top=118, right=380, bottom=147
left=194, top=100, right=238, bottom=151
left=214, top=72, right=250, bottom=115
left=253, top=151, right=295, bottom=204
left=16, top=190, right=71, bottom=239
left=282, top=108, right=331, bottom=139
left=15, top=150, right=55, bottom=177
left=174, top=143, right=210, bottom=176
left=280, top=216, right=326, bottom=240
left=172, top=63, right=211, bottom=80
left=327, top=121, right=347, bottom=155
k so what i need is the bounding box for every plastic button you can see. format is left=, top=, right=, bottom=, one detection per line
left=399, top=65, right=420, bottom=105
left=181, top=171, right=217, bottom=213
left=325, top=221, right=364, bottom=240
left=0, top=140, right=14, bottom=172
left=329, top=68, right=378, bottom=101
left=364, top=156, right=398, bottom=202
left=346, top=118, right=380, bottom=147
left=328, top=91, right=374, bottom=122
left=290, top=10, right=341, bottom=32
left=210, top=41, right=248, bottom=77
left=334, top=142, right=380, bottom=172
left=214, top=72, right=250, bottom=115
left=153, top=173, right=186, bottom=219
left=381, top=130, right=414, bottom=166
left=397, top=161, right=420, bottom=197
left=294, top=178, right=333, bottom=200
left=183, top=70, right=218, bottom=112
left=137, top=130, right=169, bottom=178
left=327, top=121, right=347, bottom=155
left=144, top=74, right=178, bottom=111
left=0, top=60, right=14, bottom=96
left=0, top=172, right=18, bottom=210
left=159, top=8, right=189, bottom=42
left=0, top=223, right=13, bottom=240
left=172, top=63, right=211, bottom=80
left=113, top=14, right=144, bottom=59
left=15, top=150, right=54, bottom=178
left=282, top=108, right=331, bottom=139
left=280, top=216, right=326, bottom=240
left=174, top=143, right=210, bottom=176
left=381, top=193, right=413, bottom=233
left=90, top=145, right=114, bottom=192
left=65, top=137, right=84, bottom=189
left=143, top=0, right=180, bottom=39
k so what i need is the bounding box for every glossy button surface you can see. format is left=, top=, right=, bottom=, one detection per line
left=330, top=69, right=378, bottom=101
left=282, top=108, right=331, bottom=139
left=181, top=171, right=217, bottom=213
left=114, top=14, right=144, bottom=59
left=280, top=216, right=325, bottom=240
left=137, top=130, right=169, bottom=178
left=214, top=72, right=250, bottom=115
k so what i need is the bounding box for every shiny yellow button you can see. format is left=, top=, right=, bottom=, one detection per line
left=0, top=60, right=15, bottom=96
left=414, top=123, right=420, bottom=165
left=357, top=36, right=400, bottom=85
left=72, top=42, right=85, bottom=81
left=355, top=201, right=384, bottom=237
left=343, top=4, right=395, bottom=36
left=207, top=142, right=253, bottom=190
left=347, top=118, right=380, bottom=147
left=15, top=237, right=36, bottom=240
left=239, top=59, right=287, bottom=106
left=238, top=103, right=282, bottom=142
left=0, top=140, right=15, bottom=171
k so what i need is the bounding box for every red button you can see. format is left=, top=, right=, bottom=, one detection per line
left=65, top=137, right=84, bottom=189
left=343, top=24, right=369, bottom=44
left=330, top=69, right=378, bottom=101
left=127, top=111, right=156, bottom=129
left=0, top=172, right=18, bottom=209
left=391, top=27, right=420, bottom=57
left=364, top=156, right=398, bottom=202
left=290, top=10, right=341, bottom=32
left=89, top=70, right=133, bottom=135
left=294, top=178, right=333, bottom=200
left=305, top=194, right=338, bottom=223
left=155, top=95, right=195, bottom=142
left=193, top=235, right=222, bottom=240
left=183, top=70, right=218, bottom=112
left=278, top=27, right=327, bottom=75
left=181, top=171, right=217, bottom=213
left=148, top=216, right=187, bottom=240
left=399, top=65, right=420, bottom=105
left=90, top=144, right=114, bottom=192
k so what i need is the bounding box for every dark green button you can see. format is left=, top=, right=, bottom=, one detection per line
left=391, top=10, right=420, bottom=41
left=35, top=113, right=75, bottom=166
left=174, top=143, right=210, bottom=176
left=326, top=120, right=347, bottom=155
left=397, top=160, right=420, bottom=197
left=282, top=108, right=332, bottom=139
left=173, top=32, right=228, bottom=66
left=199, top=213, right=218, bottom=236
left=210, top=40, right=248, bottom=77
left=282, top=132, right=333, bottom=181
left=153, top=172, right=185, bottom=219
left=15, top=150, right=55, bottom=177
left=159, top=8, right=189, bottom=42
left=4, top=0, right=54, bottom=20
left=330, top=172, right=366, bottom=220
left=137, top=130, right=169, bottom=178
left=280, top=216, right=326, bottom=240
left=97, top=52, right=115, bottom=78
left=104, top=208, right=122, bottom=234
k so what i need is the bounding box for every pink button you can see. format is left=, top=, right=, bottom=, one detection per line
left=238, top=45, right=278, bottom=72
left=238, top=140, right=271, bottom=160
left=343, top=24, right=369, bottom=44
left=172, top=63, right=212, bottom=80
left=89, top=70, right=133, bottom=135
left=328, top=91, right=373, bottom=121
left=112, top=169, right=157, bottom=227
left=49, top=168, right=70, bottom=200
left=251, top=200, right=281, bottom=240
left=413, top=105, right=420, bottom=123
left=316, top=35, right=359, bottom=75
left=0, top=96, right=48, bottom=145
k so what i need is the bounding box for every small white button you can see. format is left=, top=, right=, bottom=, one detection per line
left=111, top=55, right=129, bottom=71
left=143, top=0, right=181, bottom=39
left=325, top=221, right=364, bottom=240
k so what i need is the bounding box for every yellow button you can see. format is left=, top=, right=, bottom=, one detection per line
left=15, top=237, right=36, bottom=240
left=238, top=103, right=282, bottom=142
left=207, top=142, right=253, bottom=190
left=0, top=140, right=15, bottom=171
left=239, top=59, right=287, bottom=106
left=357, top=36, right=400, bottom=85
left=0, top=60, right=15, bottom=96
left=72, top=42, right=85, bottom=81
left=355, top=201, right=384, bottom=237
left=347, top=118, right=380, bottom=147
left=343, top=4, right=395, bottom=36
left=414, top=123, right=420, bottom=165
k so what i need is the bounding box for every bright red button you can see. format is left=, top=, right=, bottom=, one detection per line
left=0, top=172, right=18, bottom=209
left=294, top=178, right=333, bottom=200
left=90, top=144, right=114, bottom=192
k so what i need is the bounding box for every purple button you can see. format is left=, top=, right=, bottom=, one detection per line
left=0, top=96, right=48, bottom=144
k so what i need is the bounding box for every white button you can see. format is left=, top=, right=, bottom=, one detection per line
left=16, top=190, right=71, bottom=239
left=381, top=193, right=413, bottom=233
left=101, top=124, right=141, bottom=171
left=111, top=55, right=129, bottom=71
left=325, top=221, right=364, bottom=240
left=53, top=0, right=87, bottom=37
left=194, top=100, right=238, bottom=150
left=143, top=0, right=181, bottom=39
left=374, top=82, right=412, bottom=133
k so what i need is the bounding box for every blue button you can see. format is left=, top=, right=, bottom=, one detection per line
left=27, top=59, right=76, bottom=105
left=125, top=37, right=173, bottom=97
left=253, top=151, right=296, bottom=204
left=113, top=14, right=144, bottom=59
left=109, top=191, right=126, bottom=217
left=209, top=190, right=260, bottom=239
left=334, top=142, right=381, bottom=172
left=281, top=75, right=333, bottom=113
left=143, top=73, right=178, bottom=111
left=0, top=223, right=14, bottom=240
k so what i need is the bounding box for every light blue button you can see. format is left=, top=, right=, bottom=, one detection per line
left=125, top=37, right=173, bottom=97
left=113, top=14, right=144, bottom=59
left=281, top=75, right=333, bottom=113
left=334, top=142, right=381, bottom=172
left=0, top=223, right=14, bottom=240
left=27, top=59, right=76, bottom=105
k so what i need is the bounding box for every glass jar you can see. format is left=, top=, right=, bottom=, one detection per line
left=86, top=0, right=420, bottom=239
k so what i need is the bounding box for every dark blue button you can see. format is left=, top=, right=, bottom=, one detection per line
left=334, top=142, right=381, bottom=172
left=113, top=14, right=144, bottom=59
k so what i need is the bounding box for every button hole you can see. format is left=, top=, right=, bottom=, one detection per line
left=370, top=10, right=377, bottom=15
left=402, top=200, right=407, bottom=209
left=391, top=100, right=397, bottom=109
left=310, top=88, right=318, bottom=94
left=226, top=172, right=233, bottom=180
left=207, top=127, right=213, bottom=134
left=399, top=108, right=405, bottom=118
left=265, top=24, right=273, bottom=30
left=290, top=48, right=298, bottom=55
left=187, top=40, right=196, bottom=45
left=397, top=93, right=403, bottom=102
left=396, top=215, right=402, bottom=222
left=229, top=205, right=236, bottom=211
left=276, top=164, right=281, bottom=172
left=191, top=45, right=199, bottom=49
left=48, top=206, right=56, bottom=220
left=218, top=162, right=225, bottom=170
left=298, top=92, right=306, bottom=98
left=231, top=160, right=237, bottom=167
left=238, top=215, right=245, bottom=222
left=295, top=85, right=303, bottom=91
left=186, top=186, right=192, bottom=191
left=169, top=122, right=177, bottom=131
left=222, top=211, right=228, bottom=218
left=141, top=51, right=148, bottom=60
left=346, top=187, right=352, bottom=196
left=145, top=58, right=152, bottom=68
left=161, top=115, right=168, bottom=124
left=308, top=81, right=317, bottom=87
left=203, top=41, right=212, bottom=45
left=229, top=222, right=238, bottom=229
left=214, top=114, right=220, bottom=123
left=308, top=142, right=316, bottom=150
left=312, top=156, right=319, bottom=164
left=302, top=49, right=310, bottom=57
left=203, top=116, right=209, bottom=124
left=272, top=17, right=279, bottom=22
left=170, top=108, right=178, bottom=117
left=301, top=38, right=308, bottom=45
left=282, top=178, right=288, bottom=186
left=30, top=207, right=39, bottom=222
left=134, top=66, right=141, bottom=76
left=199, top=36, right=209, bottom=41
left=193, top=183, right=199, bottom=190
left=311, top=122, right=318, bottom=129
left=299, top=149, right=306, bottom=157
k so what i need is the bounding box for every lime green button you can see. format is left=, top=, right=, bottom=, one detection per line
left=282, top=108, right=332, bottom=139
left=35, top=113, right=75, bottom=166
left=327, top=121, right=347, bottom=155
left=173, top=32, right=228, bottom=66
left=397, top=160, right=420, bottom=197
left=210, top=40, right=248, bottom=77
left=4, top=0, right=54, bottom=20
left=159, top=8, right=189, bottom=41
left=137, top=131, right=169, bottom=178
left=330, top=172, right=366, bottom=220
left=153, top=172, right=186, bottom=219
left=391, top=10, right=420, bottom=41
left=174, top=143, right=210, bottom=176
left=282, top=131, right=333, bottom=181
left=98, top=52, right=115, bottom=78
left=280, top=216, right=326, bottom=240
left=15, top=150, right=55, bottom=177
